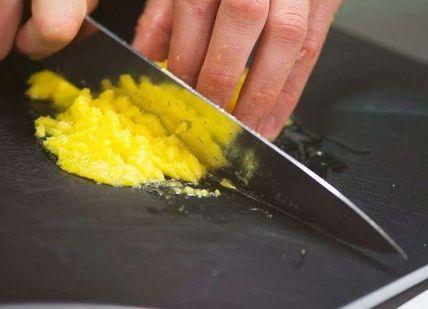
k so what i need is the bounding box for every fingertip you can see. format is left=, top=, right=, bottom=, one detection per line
left=235, top=113, right=259, bottom=131
left=259, top=119, right=287, bottom=140
left=262, top=120, right=287, bottom=141
left=258, top=114, right=278, bottom=139
left=258, top=92, right=294, bottom=139
left=86, top=0, right=99, bottom=13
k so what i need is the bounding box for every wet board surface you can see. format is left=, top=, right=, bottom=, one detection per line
left=1, top=2, right=428, bottom=308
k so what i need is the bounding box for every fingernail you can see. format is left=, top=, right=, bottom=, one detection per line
left=258, top=115, right=277, bottom=139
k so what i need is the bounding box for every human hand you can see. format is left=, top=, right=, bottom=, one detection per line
left=0, top=0, right=98, bottom=61
left=133, top=0, right=342, bottom=140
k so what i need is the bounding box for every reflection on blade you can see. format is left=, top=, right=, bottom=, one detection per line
left=39, top=16, right=406, bottom=258
left=119, top=76, right=242, bottom=170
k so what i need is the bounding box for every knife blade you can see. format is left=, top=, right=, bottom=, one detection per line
left=39, top=16, right=406, bottom=258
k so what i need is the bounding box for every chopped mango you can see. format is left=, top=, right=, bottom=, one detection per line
left=27, top=67, right=261, bottom=193
left=27, top=71, right=80, bottom=110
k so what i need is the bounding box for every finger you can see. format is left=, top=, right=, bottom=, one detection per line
left=16, top=0, right=87, bottom=60
left=167, top=0, right=221, bottom=86
left=196, top=0, right=270, bottom=108
left=0, top=0, right=23, bottom=60
left=86, top=0, right=99, bottom=13
left=132, top=0, right=173, bottom=61
left=260, top=0, right=343, bottom=139
left=233, top=0, right=309, bottom=130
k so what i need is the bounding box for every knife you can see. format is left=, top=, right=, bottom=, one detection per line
left=39, top=16, right=406, bottom=259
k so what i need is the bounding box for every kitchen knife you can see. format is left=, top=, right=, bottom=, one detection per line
left=38, top=16, right=406, bottom=258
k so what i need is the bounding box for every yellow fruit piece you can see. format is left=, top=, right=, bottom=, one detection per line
left=28, top=71, right=213, bottom=187
left=27, top=70, right=80, bottom=110
left=225, top=68, right=248, bottom=113
left=27, top=70, right=242, bottom=189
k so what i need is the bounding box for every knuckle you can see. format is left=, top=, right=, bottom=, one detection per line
left=266, top=13, right=307, bottom=44
left=180, top=0, right=219, bottom=17
left=224, top=0, right=269, bottom=22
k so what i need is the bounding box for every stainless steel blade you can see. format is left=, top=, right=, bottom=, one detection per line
left=39, top=16, right=406, bottom=258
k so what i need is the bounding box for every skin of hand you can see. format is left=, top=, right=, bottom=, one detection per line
left=0, top=0, right=341, bottom=140
left=133, top=0, right=343, bottom=140
left=0, top=0, right=98, bottom=60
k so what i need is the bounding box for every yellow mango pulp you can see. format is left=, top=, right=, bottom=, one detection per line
left=27, top=70, right=241, bottom=188
left=27, top=70, right=80, bottom=110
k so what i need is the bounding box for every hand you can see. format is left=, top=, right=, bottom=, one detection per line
left=0, top=0, right=98, bottom=61
left=133, top=0, right=342, bottom=140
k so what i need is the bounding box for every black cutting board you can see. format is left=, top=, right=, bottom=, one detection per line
left=0, top=2, right=427, bottom=308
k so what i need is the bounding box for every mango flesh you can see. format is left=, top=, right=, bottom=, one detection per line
left=27, top=70, right=242, bottom=188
